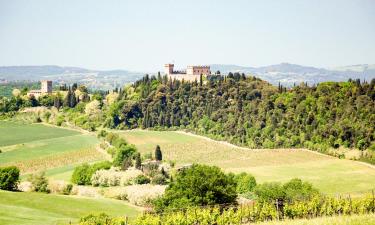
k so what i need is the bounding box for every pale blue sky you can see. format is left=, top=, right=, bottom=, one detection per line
left=0, top=0, right=374, bottom=71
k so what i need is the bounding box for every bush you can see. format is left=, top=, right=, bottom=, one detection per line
left=71, top=164, right=93, bottom=185
left=71, top=161, right=112, bottom=185
left=63, top=184, right=73, bottom=195
left=97, top=129, right=108, bottom=138
left=153, top=164, right=237, bottom=212
left=234, top=172, right=257, bottom=194
left=151, top=174, right=167, bottom=185
left=28, top=172, right=50, bottom=193
left=0, top=166, right=20, bottom=191
left=105, top=132, right=119, bottom=144
left=79, top=213, right=125, bottom=225
left=134, top=174, right=151, bottom=184
left=91, top=168, right=143, bottom=187
left=113, top=145, right=137, bottom=167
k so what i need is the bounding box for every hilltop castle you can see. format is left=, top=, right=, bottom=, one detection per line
left=165, top=64, right=211, bottom=82
left=27, top=80, right=52, bottom=98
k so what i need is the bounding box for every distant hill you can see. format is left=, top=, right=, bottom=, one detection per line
left=0, top=65, right=144, bottom=90
left=1, top=63, right=375, bottom=89
left=211, top=63, right=375, bottom=86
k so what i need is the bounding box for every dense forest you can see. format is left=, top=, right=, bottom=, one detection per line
left=107, top=74, right=375, bottom=153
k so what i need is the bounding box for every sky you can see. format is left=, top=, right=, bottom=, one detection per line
left=0, top=0, right=374, bottom=72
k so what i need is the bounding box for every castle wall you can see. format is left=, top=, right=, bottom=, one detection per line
left=168, top=74, right=201, bottom=82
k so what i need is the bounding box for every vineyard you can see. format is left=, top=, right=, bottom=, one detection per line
left=118, top=130, right=375, bottom=195
left=134, top=194, right=375, bottom=225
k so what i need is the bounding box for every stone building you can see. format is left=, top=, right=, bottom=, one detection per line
left=165, top=64, right=211, bottom=82
left=27, top=80, right=53, bottom=98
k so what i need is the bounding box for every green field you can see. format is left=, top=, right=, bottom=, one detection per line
left=0, top=121, right=80, bottom=147
left=0, top=190, right=140, bottom=225
left=119, top=130, right=375, bottom=195
left=0, top=122, right=102, bottom=178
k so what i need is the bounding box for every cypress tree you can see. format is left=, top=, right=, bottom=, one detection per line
left=155, top=145, right=162, bottom=161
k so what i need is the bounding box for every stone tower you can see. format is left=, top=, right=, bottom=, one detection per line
left=164, top=64, right=174, bottom=75
left=41, top=80, right=52, bottom=93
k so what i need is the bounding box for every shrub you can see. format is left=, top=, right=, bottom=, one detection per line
left=153, top=164, right=237, bottom=212
left=234, top=172, right=257, bottom=194
left=71, top=161, right=112, bottom=185
left=125, top=184, right=166, bottom=206
left=97, top=130, right=108, bottom=138
left=134, top=174, right=151, bottom=184
left=121, top=158, right=133, bottom=170
left=71, top=164, right=93, bottom=185
left=56, top=115, right=64, bottom=126
left=28, top=172, right=50, bottom=193
left=63, top=184, right=73, bottom=195
left=0, top=166, right=20, bottom=191
left=155, top=145, right=162, bottom=161
left=91, top=168, right=143, bottom=187
left=105, top=132, right=119, bottom=144
left=151, top=174, right=167, bottom=185
left=143, top=152, right=153, bottom=160
left=79, top=213, right=126, bottom=225
left=113, top=145, right=137, bottom=167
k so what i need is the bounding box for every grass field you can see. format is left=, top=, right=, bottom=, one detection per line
left=0, top=121, right=80, bottom=147
left=118, top=130, right=375, bottom=195
left=0, top=121, right=102, bottom=179
left=0, top=190, right=140, bottom=225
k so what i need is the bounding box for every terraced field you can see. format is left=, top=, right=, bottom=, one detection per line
left=119, top=130, right=375, bottom=195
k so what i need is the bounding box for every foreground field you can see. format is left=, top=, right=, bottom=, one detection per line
left=119, top=130, right=375, bottom=195
left=0, top=190, right=140, bottom=225
left=0, top=122, right=103, bottom=178
left=256, top=214, right=375, bottom=225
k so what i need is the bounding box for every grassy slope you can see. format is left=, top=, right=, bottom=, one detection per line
left=255, top=214, right=375, bottom=225
left=0, top=121, right=80, bottom=147
left=0, top=190, right=140, bottom=225
left=119, top=130, right=375, bottom=195
left=0, top=122, right=102, bottom=178
left=0, top=134, right=98, bottom=164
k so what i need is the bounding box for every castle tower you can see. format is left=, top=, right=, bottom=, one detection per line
left=164, top=64, right=174, bottom=75
left=41, top=80, right=52, bottom=93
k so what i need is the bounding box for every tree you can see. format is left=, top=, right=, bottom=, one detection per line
left=134, top=152, right=142, bottom=169
left=0, top=166, right=20, bottom=191
left=154, top=164, right=237, bottom=212
left=234, top=172, right=257, bottom=194
left=113, top=145, right=137, bottom=166
left=155, top=145, right=162, bottom=161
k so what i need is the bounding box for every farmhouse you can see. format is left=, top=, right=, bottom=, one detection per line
left=165, top=64, right=211, bottom=82
left=27, top=80, right=53, bottom=98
